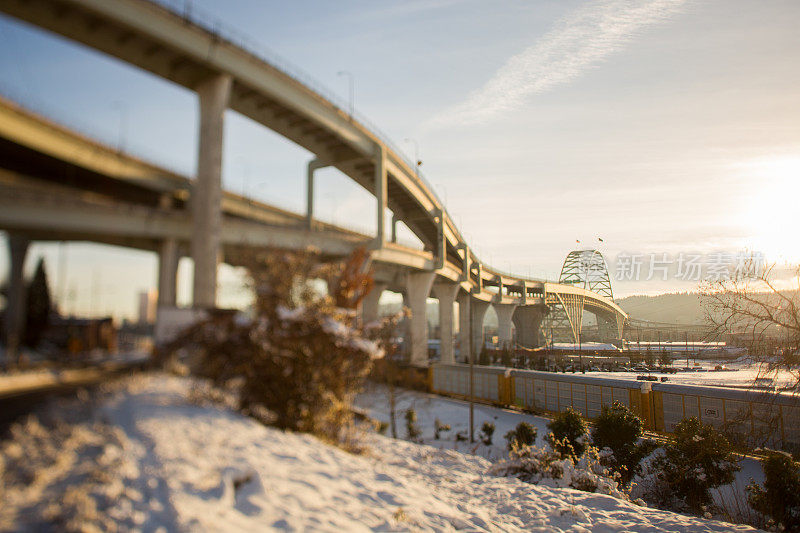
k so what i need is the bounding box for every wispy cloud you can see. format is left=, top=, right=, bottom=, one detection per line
left=426, top=0, right=688, bottom=128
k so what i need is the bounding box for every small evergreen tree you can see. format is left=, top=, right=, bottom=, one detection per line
left=500, top=345, right=512, bottom=367
left=747, top=450, right=800, bottom=531
left=504, top=421, right=537, bottom=450
left=478, top=346, right=490, bottom=366
left=547, top=408, right=588, bottom=458
left=479, top=421, right=495, bottom=446
left=24, top=258, right=52, bottom=348
left=591, top=401, right=656, bottom=485
left=652, top=417, right=740, bottom=514
left=404, top=408, right=421, bottom=442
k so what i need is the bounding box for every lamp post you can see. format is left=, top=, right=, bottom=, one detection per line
left=110, top=101, right=127, bottom=153
left=337, top=71, right=354, bottom=117
left=403, top=138, right=422, bottom=176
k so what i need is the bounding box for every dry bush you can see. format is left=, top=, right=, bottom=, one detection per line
left=164, top=248, right=383, bottom=445
left=702, top=260, right=799, bottom=393
left=489, top=439, right=629, bottom=500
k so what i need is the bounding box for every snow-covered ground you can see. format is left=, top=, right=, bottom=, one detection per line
left=356, top=383, right=766, bottom=522
left=1, top=374, right=761, bottom=531
left=355, top=383, right=554, bottom=461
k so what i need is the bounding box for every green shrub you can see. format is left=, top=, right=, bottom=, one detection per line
left=747, top=450, right=800, bottom=531
left=591, top=401, right=656, bottom=485
left=479, top=421, right=495, bottom=446
left=652, top=417, right=740, bottom=514
left=547, top=408, right=588, bottom=458
left=504, top=421, right=537, bottom=450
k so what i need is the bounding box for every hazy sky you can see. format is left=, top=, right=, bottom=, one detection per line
left=0, top=0, right=798, bottom=319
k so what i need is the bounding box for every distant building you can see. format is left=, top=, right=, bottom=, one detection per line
left=138, top=290, right=158, bottom=325
left=47, top=316, right=117, bottom=355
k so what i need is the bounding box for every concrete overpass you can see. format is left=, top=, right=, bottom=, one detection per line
left=0, top=0, right=627, bottom=365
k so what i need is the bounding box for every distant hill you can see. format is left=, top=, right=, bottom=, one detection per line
left=616, top=292, right=706, bottom=325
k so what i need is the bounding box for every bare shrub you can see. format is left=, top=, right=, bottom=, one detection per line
left=164, top=248, right=382, bottom=445
left=404, top=408, right=421, bottom=442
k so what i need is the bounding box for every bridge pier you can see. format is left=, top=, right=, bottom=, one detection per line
left=4, top=235, right=29, bottom=365
left=192, top=73, right=232, bottom=309
left=513, top=305, right=545, bottom=348
left=457, top=291, right=470, bottom=362
left=494, top=303, right=518, bottom=348
left=403, top=271, right=435, bottom=367
left=374, top=145, right=387, bottom=246
left=432, top=281, right=459, bottom=364
left=360, top=282, right=387, bottom=325
left=305, top=158, right=326, bottom=229
left=470, top=299, right=491, bottom=360
left=157, top=238, right=180, bottom=307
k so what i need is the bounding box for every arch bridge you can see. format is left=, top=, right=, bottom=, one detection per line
left=0, top=0, right=627, bottom=365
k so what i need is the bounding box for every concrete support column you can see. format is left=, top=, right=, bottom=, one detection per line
left=404, top=271, right=435, bottom=367
left=306, top=158, right=325, bottom=229
left=513, top=305, right=546, bottom=348
left=471, top=299, right=491, bottom=361
left=494, top=303, right=518, bottom=348
left=360, top=282, right=387, bottom=325
left=374, top=145, right=387, bottom=246
left=157, top=238, right=180, bottom=307
left=5, top=235, right=29, bottom=364
left=192, top=73, right=232, bottom=309
left=432, top=282, right=459, bottom=364
left=457, top=291, right=471, bottom=362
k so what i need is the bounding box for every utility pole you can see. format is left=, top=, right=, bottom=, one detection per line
left=685, top=331, right=689, bottom=369
left=469, top=299, right=475, bottom=444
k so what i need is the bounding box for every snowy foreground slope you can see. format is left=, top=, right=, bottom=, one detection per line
left=3, top=374, right=758, bottom=532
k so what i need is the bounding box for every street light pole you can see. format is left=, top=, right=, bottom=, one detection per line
left=111, top=101, right=127, bottom=153
left=403, top=138, right=421, bottom=176
left=337, top=71, right=354, bottom=117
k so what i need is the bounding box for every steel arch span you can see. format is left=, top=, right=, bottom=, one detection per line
left=559, top=249, right=614, bottom=298
left=544, top=250, right=622, bottom=344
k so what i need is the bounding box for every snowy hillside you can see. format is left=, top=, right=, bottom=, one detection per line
left=1, top=374, right=758, bottom=531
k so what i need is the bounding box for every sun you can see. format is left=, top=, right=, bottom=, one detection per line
left=737, top=155, right=800, bottom=263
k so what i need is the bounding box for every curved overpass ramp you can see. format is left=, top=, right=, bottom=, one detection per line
left=0, top=0, right=626, bottom=364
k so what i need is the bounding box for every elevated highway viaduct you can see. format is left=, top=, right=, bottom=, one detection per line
left=0, top=0, right=626, bottom=365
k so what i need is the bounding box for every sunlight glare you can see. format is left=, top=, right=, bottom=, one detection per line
left=738, top=156, right=800, bottom=262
